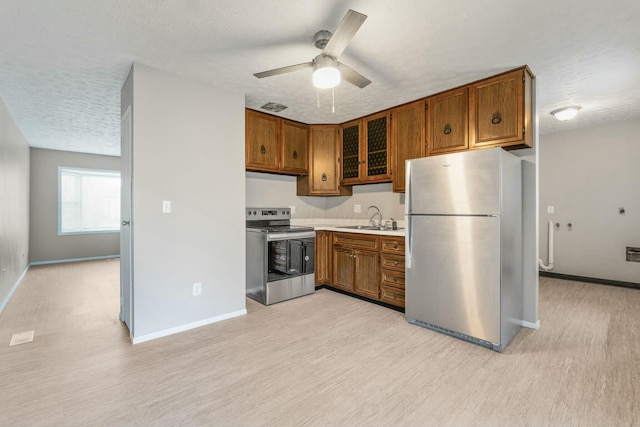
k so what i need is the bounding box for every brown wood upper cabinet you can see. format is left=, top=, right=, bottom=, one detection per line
left=246, top=109, right=281, bottom=172
left=469, top=67, right=533, bottom=150
left=390, top=100, right=426, bottom=193
left=426, top=87, right=469, bottom=156
left=281, top=119, right=309, bottom=174
left=297, top=125, right=352, bottom=196
left=340, top=112, right=391, bottom=185
left=245, top=109, right=309, bottom=175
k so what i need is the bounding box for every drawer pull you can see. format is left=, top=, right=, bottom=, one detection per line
left=394, top=261, right=398, bottom=265
left=393, top=245, right=398, bottom=249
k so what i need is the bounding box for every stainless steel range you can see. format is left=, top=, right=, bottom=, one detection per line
left=246, top=208, right=316, bottom=305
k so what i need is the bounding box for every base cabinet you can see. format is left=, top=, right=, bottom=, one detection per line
left=326, top=232, right=405, bottom=309
left=353, top=249, right=380, bottom=299
left=315, top=231, right=332, bottom=286
left=378, top=236, right=406, bottom=308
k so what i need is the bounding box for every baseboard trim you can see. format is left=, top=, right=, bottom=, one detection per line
left=30, top=255, right=120, bottom=266
left=519, top=319, right=540, bottom=330
left=0, top=264, right=30, bottom=314
left=540, top=271, right=640, bottom=290
left=131, top=309, right=247, bottom=344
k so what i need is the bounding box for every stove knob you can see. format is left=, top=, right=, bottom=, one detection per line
left=253, top=211, right=257, bottom=216
left=247, top=211, right=252, bottom=216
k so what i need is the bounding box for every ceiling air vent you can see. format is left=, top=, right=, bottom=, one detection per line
left=261, top=102, right=288, bottom=113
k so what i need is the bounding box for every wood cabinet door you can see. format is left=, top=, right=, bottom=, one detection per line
left=363, top=111, right=391, bottom=183
left=469, top=69, right=524, bottom=149
left=391, top=100, right=425, bottom=192
left=315, top=231, right=332, bottom=286
left=340, top=120, right=361, bottom=184
left=353, top=249, right=379, bottom=299
left=332, top=246, right=354, bottom=292
left=309, top=125, right=340, bottom=195
left=281, top=120, right=308, bottom=174
left=427, top=87, right=469, bottom=156
left=245, top=110, right=280, bottom=171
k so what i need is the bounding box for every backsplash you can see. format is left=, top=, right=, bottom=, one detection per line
left=246, top=171, right=405, bottom=220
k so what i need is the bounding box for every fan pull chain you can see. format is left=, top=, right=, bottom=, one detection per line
left=317, top=88, right=320, bottom=108
left=332, top=87, right=335, bottom=114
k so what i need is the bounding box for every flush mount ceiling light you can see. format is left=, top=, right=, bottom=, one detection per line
left=312, top=55, right=341, bottom=89
left=550, top=106, right=581, bottom=121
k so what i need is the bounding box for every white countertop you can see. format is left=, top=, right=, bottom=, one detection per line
left=292, top=218, right=406, bottom=237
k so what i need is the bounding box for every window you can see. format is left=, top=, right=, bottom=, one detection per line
left=58, top=167, right=121, bottom=234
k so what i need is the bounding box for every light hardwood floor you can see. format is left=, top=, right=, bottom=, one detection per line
left=1, top=260, right=639, bottom=426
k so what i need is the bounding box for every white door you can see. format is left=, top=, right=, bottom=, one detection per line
left=120, top=106, right=133, bottom=337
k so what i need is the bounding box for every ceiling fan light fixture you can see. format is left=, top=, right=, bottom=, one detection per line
left=551, top=106, right=581, bottom=121
left=312, top=55, right=340, bottom=89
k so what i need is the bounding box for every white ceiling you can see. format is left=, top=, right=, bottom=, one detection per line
left=1, top=0, right=639, bottom=156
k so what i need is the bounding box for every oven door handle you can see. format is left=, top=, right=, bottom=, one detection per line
left=267, top=231, right=316, bottom=241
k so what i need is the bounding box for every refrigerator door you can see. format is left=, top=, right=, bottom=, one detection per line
left=406, top=149, right=502, bottom=216
left=406, top=215, right=501, bottom=345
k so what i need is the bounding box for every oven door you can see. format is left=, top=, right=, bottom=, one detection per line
left=288, top=238, right=315, bottom=275
left=267, top=232, right=315, bottom=281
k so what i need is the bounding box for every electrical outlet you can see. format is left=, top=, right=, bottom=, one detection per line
left=193, top=282, right=202, bottom=296
left=354, top=204, right=361, bottom=213
left=289, top=205, right=296, bottom=215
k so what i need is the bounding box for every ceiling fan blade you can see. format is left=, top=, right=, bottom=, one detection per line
left=253, top=62, right=312, bottom=79
left=338, top=62, right=371, bottom=88
left=322, top=9, right=367, bottom=58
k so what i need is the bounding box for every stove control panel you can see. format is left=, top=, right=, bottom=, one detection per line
left=246, top=208, right=291, bottom=221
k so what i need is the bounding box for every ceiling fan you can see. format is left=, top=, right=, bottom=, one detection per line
left=253, top=9, right=371, bottom=89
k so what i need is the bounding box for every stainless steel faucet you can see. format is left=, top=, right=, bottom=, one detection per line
left=367, top=205, right=382, bottom=227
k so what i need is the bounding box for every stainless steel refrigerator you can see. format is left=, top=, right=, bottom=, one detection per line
left=405, top=148, right=522, bottom=351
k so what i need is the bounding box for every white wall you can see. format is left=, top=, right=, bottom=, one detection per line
left=128, top=64, right=246, bottom=339
left=29, top=148, right=120, bottom=263
left=0, top=96, right=30, bottom=312
left=245, top=172, right=325, bottom=218
left=246, top=173, right=405, bottom=222
left=324, top=183, right=405, bottom=222
left=539, top=119, right=640, bottom=284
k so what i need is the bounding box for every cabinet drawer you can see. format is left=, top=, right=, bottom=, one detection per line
left=381, top=270, right=405, bottom=289
left=381, top=237, right=404, bottom=254
left=333, top=232, right=379, bottom=250
left=380, top=253, right=404, bottom=272
left=380, top=285, right=405, bottom=308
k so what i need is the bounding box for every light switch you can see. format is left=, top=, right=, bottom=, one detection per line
left=162, top=200, right=171, bottom=214
left=547, top=205, right=554, bottom=214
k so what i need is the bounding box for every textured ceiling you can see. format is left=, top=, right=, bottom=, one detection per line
left=0, top=0, right=639, bottom=156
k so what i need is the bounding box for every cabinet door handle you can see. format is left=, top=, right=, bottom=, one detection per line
left=292, top=150, right=298, bottom=160
left=443, top=124, right=452, bottom=135
left=260, top=144, right=267, bottom=154
left=321, top=173, right=327, bottom=181
left=491, top=112, right=502, bottom=124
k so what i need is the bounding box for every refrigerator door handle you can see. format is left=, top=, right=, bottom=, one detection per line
left=406, top=216, right=412, bottom=269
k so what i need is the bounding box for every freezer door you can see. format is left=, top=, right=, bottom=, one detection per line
left=406, top=215, right=501, bottom=345
left=406, top=149, right=502, bottom=215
